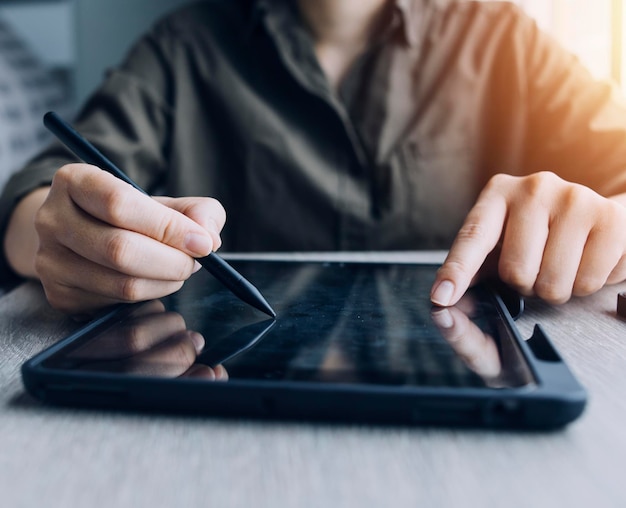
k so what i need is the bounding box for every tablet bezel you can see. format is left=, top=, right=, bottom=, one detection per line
left=21, top=259, right=587, bottom=428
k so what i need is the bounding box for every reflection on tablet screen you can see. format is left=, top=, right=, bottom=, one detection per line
left=43, top=262, right=535, bottom=389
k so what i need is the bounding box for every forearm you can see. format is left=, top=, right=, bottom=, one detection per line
left=3, top=187, right=50, bottom=279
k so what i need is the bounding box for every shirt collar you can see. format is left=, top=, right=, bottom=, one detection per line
left=246, top=0, right=424, bottom=48
left=394, top=0, right=421, bottom=47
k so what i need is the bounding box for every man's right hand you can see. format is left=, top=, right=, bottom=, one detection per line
left=8, top=163, right=226, bottom=316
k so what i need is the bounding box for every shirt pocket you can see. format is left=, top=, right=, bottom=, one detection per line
left=390, top=133, right=479, bottom=248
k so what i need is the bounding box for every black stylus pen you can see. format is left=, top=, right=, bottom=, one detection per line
left=43, top=111, right=276, bottom=318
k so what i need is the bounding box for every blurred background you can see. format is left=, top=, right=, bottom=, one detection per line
left=0, top=0, right=622, bottom=108
left=0, top=0, right=622, bottom=188
left=518, top=0, right=623, bottom=85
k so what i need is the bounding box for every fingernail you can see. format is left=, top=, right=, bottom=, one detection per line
left=431, top=280, right=455, bottom=306
left=431, top=308, right=454, bottom=329
left=184, top=233, right=212, bottom=256
left=192, top=261, right=202, bottom=273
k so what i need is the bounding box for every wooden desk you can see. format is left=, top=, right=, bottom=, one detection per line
left=1, top=252, right=625, bottom=508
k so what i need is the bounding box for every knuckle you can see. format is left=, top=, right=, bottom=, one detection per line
left=522, top=172, right=549, bottom=196
left=170, top=340, right=197, bottom=368
left=100, top=187, right=132, bottom=224
left=511, top=172, right=558, bottom=207
left=165, top=311, right=187, bottom=330
left=456, top=221, right=488, bottom=243
left=529, top=171, right=560, bottom=186
left=121, top=326, right=150, bottom=354
left=520, top=172, right=560, bottom=200
left=158, top=216, right=180, bottom=245
left=485, top=173, right=513, bottom=190
left=560, top=184, right=589, bottom=210
left=104, top=233, right=134, bottom=269
left=531, top=170, right=559, bottom=184
left=54, top=163, right=96, bottom=196
left=52, top=164, right=76, bottom=186
left=118, top=277, right=143, bottom=302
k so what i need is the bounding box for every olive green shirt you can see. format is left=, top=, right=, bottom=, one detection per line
left=2, top=0, right=626, bottom=285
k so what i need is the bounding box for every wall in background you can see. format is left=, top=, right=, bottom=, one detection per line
left=73, top=0, right=189, bottom=104
left=517, top=0, right=616, bottom=83
left=0, top=0, right=190, bottom=106
left=0, top=2, right=73, bottom=69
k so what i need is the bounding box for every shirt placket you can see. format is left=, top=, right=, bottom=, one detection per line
left=261, top=7, right=379, bottom=250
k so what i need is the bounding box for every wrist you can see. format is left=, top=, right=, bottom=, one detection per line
left=3, top=187, right=50, bottom=278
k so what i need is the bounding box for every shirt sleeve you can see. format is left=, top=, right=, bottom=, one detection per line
left=520, top=9, right=626, bottom=197
left=0, top=22, right=177, bottom=286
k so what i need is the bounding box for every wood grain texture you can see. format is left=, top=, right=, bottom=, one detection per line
left=1, top=253, right=626, bottom=508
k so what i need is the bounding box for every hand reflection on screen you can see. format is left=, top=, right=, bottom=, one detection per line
left=431, top=297, right=503, bottom=386
left=68, top=300, right=228, bottom=380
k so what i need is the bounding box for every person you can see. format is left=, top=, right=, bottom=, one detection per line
left=2, top=0, right=626, bottom=317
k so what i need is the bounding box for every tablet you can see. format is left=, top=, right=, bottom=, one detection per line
left=21, top=260, right=586, bottom=428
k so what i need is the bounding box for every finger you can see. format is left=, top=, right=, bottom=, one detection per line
left=183, top=363, right=229, bottom=381
left=41, top=279, right=185, bottom=316
left=431, top=188, right=508, bottom=306
left=57, top=165, right=217, bottom=258
left=598, top=204, right=626, bottom=285
left=430, top=307, right=501, bottom=379
left=607, top=253, right=626, bottom=285
left=51, top=202, right=198, bottom=280
left=37, top=245, right=185, bottom=313
left=534, top=214, right=589, bottom=304
left=463, top=247, right=502, bottom=289
left=497, top=201, right=549, bottom=297
left=574, top=223, right=624, bottom=296
left=155, top=196, right=226, bottom=250
left=213, top=364, right=229, bottom=380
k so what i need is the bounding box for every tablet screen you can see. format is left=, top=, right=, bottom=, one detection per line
left=42, top=261, right=535, bottom=389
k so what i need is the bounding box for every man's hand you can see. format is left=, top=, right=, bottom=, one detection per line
left=32, top=163, right=226, bottom=315
left=431, top=171, right=626, bottom=306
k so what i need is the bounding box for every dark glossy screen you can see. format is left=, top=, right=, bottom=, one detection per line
left=43, top=261, right=535, bottom=388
